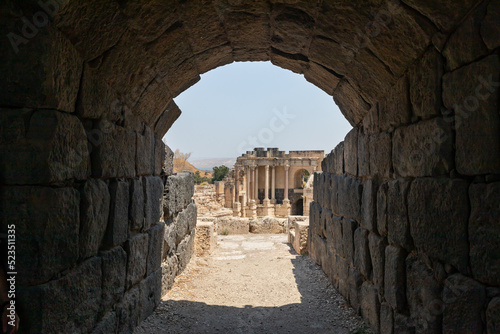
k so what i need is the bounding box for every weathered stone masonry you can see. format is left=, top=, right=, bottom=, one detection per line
left=309, top=3, right=500, bottom=333
left=0, top=0, right=499, bottom=333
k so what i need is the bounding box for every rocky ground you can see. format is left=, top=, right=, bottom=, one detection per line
left=134, top=234, right=372, bottom=334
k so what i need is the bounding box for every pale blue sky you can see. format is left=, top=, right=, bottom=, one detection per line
left=165, top=61, right=352, bottom=160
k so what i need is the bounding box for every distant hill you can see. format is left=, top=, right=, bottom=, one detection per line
left=173, top=158, right=212, bottom=177
left=191, top=158, right=236, bottom=170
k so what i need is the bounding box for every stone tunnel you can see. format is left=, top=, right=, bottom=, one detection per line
left=0, top=0, right=499, bottom=333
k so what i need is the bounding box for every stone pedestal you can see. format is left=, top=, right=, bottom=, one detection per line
left=232, top=202, right=241, bottom=217
left=249, top=200, right=257, bottom=218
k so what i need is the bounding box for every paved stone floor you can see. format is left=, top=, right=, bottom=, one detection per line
left=134, top=234, right=372, bottom=334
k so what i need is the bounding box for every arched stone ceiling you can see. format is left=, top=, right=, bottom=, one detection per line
left=3, top=0, right=480, bottom=135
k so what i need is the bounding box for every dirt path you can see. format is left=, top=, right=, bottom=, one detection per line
left=134, top=234, right=372, bottom=334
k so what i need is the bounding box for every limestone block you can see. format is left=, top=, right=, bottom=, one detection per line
left=401, top=0, right=476, bottom=32
left=409, top=48, right=443, bottom=119
left=481, top=1, right=500, bottom=50
left=442, top=55, right=500, bottom=175
left=319, top=207, right=332, bottom=239
left=342, top=218, right=357, bottom=266
left=369, top=232, right=387, bottom=293
left=469, top=182, right=500, bottom=286
left=136, top=126, right=154, bottom=176
left=332, top=215, right=343, bottom=258
left=406, top=253, right=442, bottom=333
left=361, top=281, right=380, bottom=332
left=321, top=151, right=334, bottom=174
left=222, top=10, right=269, bottom=49
left=164, top=172, right=195, bottom=217
left=154, top=101, right=182, bottom=137
left=309, top=35, right=350, bottom=76
left=163, top=144, right=174, bottom=176
left=104, top=180, right=129, bottom=248
left=271, top=6, right=315, bottom=55
left=139, top=269, right=162, bottom=323
left=147, top=222, right=165, bottom=276
left=376, top=182, right=388, bottom=237
left=129, top=178, right=144, bottom=232
left=303, top=61, right=341, bottom=96
left=292, top=220, right=309, bottom=255
left=216, top=216, right=250, bottom=235
left=369, top=132, right=392, bottom=179
left=195, top=221, right=217, bottom=256
left=487, top=298, right=500, bottom=334
left=387, top=179, right=412, bottom=251
left=116, top=284, right=141, bottom=334
left=154, top=137, right=166, bottom=176
left=380, top=302, right=394, bottom=334
left=443, top=7, right=489, bottom=72
left=194, top=44, right=233, bottom=74
left=361, top=179, right=377, bottom=233
left=91, top=120, right=136, bottom=178
left=393, top=313, right=415, bottom=334
left=124, top=233, right=149, bottom=289
left=176, top=203, right=197, bottom=244
left=100, top=247, right=127, bottom=315
left=177, top=232, right=194, bottom=273
left=161, top=254, right=179, bottom=294
left=330, top=175, right=341, bottom=215
left=344, top=128, right=358, bottom=176
left=333, top=80, right=371, bottom=126
left=0, top=186, right=79, bottom=286
left=144, top=176, right=165, bottom=230
left=443, top=274, right=486, bottom=334
left=358, top=131, right=370, bottom=177
left=0, top=22, right=82, bottom=112
left=379, top=77, right=411, bottom=132
left=363, top=104, right=379, bottom=135
left=18, top=257, right=102, bottom=334
left=408, top=178, right=470, bottom=274
left=384, top=245, right=407, bottom=312
left=163, top=223, right=176, bottom=257
left=250, top=217, right=287, bottom=234
left=333, top=142, right=344, bottom=175
left=354, top=227, right=372, bottom=279
left=392, top=118, right=453, bottom=177
left=92, top=311, right=117, bottom=334
left=309, top=201, right=322, bottom=237
left=336, top=256, right=350, bottom=298
left=0, top=109, right=90, bottom=184
left=337, top=176, right=363, bottom=222
left=348, top=267, right=363, bottom=313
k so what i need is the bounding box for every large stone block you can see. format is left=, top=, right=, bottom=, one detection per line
left=195, top=221, right=217, bottom=256
left=80, top=179, right=110, bottom=259
left=369, top=232, right=387, bottom=293
left=116, top=284, right=141, bottom=334
left=136, top=126, right=154, bottom=176
left=100, top=246, right=127, bottom=315
left=333, top=80, right=371, bottom=126
left=176, top=202, right=198, bottom=244
left=481, top=1, right=500, bottom=50
left=154, top=137, right=166, bottom=176
left=348, top=267, right=363, bottom=314
left=342, top=218, right=357, bottom=265
left=406, top=253, right=442, bottom=333
left=177, top=232, right=195, bottom=273
left=147, top=222, right=165, bottom=276
left=144, top=176, right=165, bottom=230
left=333, top=142, right=344, bottom=175
left=139, top=269, right=162, bottom=323
left=164, top=172, right=195, bottom=217
left=369, top=132, right=392, bottom=179
left=124, top=233, right=149, bottom=289
left=104, top=180, right=129, bottom=248
left=393, top=313, right=415, bottom=334
left=250, top=217, right=287, bottom=234
left=303, top=61, right=341, bottom=95
left=379, top=76, right=411, bottom=133
left=469, top=182, right=500, bottom=286
left=361, top=179, right=377, bottom=233
left=0, top=109, right=90, bottom=184
left=0, top=186, right=79, bottom=286
left=487, top=297, right=500, bottom=334
left=358, top=133, right=370, bottom=179
left=344, top=128, right=358, bottom=176
left=338, top=176, right=363, bottom=222
left=354, top=227, right=372, bottom=279
left=154, top=101, right=182, bottom=137
left=129, top=177, right=144, bottom=232
left=336, top=256, right=350, bottom=298
left=18, top=257, right=102, bottom=334
left=90, top=120, right=136, bottom=178
left=0, top=22, right=82, bottom=112
left=408, top=178, right=470, bottom=274
left=385, top=245, right=407, bottom=312
left=361, top=281, right=380, bottom=332
left=380, top=302, right=394, bottom=334
left=92, top=311, right=117, bottom=334
left=161, top=254, right=179, bottom=294
left=392, top=118, right=453, bottom=177
left=409, top=48, right=443, bottom=119
left=387, top=179, right=413, bottom=251
left=443, top=273, right=486, bottom=334
left=442, top=55, right=500, bottom=175
left=376, top=182, right=388, bottom=237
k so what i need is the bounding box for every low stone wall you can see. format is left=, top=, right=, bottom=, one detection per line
left=193, top=184, right=224, bottom=215
left=198, top=216, right=287, bottom=235
left=288, top=216, right=309, bottom=255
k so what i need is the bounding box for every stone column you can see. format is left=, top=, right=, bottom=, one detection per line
left=255, top=165, right=259, bottom=203
left=284, top=164, right=290, bottom=206
left=263, top=165, right=270, bottom=206
left=234, top=167, right=239, bottom=203
left=251, top=166, right=255, bottom=203
left=271, top=165, right=276, bottom=204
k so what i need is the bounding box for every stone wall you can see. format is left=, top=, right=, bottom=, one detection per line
left=193, top=184, right=225, bottom=215
left=309, top=3, right=500, bottom=332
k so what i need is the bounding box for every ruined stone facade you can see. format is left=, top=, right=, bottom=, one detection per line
left=226, top=148, right=324, bottom=218
left=1, top=0, right=498, bottom=333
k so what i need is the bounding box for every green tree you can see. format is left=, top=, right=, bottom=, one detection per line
left=212, top=165, right=229, bottom=182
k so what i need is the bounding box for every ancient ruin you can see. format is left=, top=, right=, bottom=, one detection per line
left=225, top=148, right=324, bottom=218
left=1, top=0, right=499, bottom=333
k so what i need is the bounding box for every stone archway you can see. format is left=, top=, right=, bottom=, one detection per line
left=1, top=1, right=499, bottom=333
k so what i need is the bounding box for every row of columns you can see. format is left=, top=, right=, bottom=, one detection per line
left=236, top=164, right=290, bottom=205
